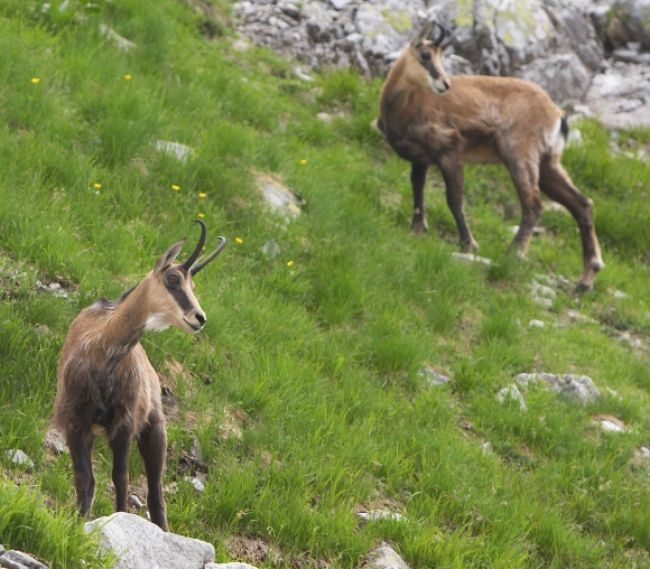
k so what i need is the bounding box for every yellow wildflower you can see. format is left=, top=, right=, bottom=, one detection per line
left=93, top=182, right=102, bottom=189
left=235, top=237, right=244, bottom=245
left=287, top=260, right=294, bottom=267
left=31, top=77, right=41, bottom=85
left=198, top=192, right=207, bottom=199
left=171, top=184, right=181, bottom=192
left=123, top=73, right=132, bottom=81
left=299, top=159, right=308, bottom=166
left=197, top=212, right=206, bottom=219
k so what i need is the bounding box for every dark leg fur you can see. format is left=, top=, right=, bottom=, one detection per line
left=438, top=157, right=477, bottom=252
left=137, top=415, right=168, bottom=531
left=110, top=428, right=132, bottom=513
left=410, top=163, right=429, bottom=234
left=68, top=432, right=95, bottom=518
left=504, top=161, right=543, bottom=257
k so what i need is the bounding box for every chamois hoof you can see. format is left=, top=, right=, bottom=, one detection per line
left=460, top=239, right=479, bottom=254
left=411, top=220, right=429, bottom=235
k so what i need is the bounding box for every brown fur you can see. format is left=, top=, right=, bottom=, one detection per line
left=379, top=36, right=604, bottom=289
left=53, top=226, right=224, bottom=530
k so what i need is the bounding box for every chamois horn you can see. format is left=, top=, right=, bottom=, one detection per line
left=191, top=236, right=227, bottom=275
left=182, top=219, right=207, bottom=271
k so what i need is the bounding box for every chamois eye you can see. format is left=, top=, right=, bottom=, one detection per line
left=420, top=50, right=431, bottom=61
left=165, top=272, right=181, bottom=288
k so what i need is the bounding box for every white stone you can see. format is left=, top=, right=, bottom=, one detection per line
left=84, top=513, right=215, bottom=569
left=44, top=427, right=68, bottom=455
left=99, top=24, right=137, bottom=52
left=155, top=140, right=195, bottom=163
left=184, top=476, right=206, bottom=492
left=5, top=449, right=34, bottom=470
left=362, top=542, right=411, bottom=569
left=451, top=252, right=492, bottom=266
left=357, top=511, right=405, bottom=522
left=496, top=384, right=527, bottom=411
left=261, top=240, right=281, bottom=259
left=528, top=319, right=545, bottom=329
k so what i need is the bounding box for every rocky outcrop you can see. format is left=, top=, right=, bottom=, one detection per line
left=84, top=513, right=215, bottom=569
left=234, top=0, right=650, bottom=128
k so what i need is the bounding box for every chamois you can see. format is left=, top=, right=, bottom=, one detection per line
left=378, top=22, right=604, bottom=289
left=52, top=220, right=226, bottom=530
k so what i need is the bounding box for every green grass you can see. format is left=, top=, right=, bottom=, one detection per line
left=1, top=1, right=649, bottom=568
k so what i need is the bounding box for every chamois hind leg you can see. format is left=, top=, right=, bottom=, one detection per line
left=539, top=155, right=604, bottom=289
left=109, top=428, right=132, bottom=513
left=410, top=163, right=429, bottom=234
left=137, top=413, right=168, bottom=531
left=68, top=431, right=95, bottom=518
left=504, top=160, right=543, bottom=257
left=438, top=155, right=478, bottom=252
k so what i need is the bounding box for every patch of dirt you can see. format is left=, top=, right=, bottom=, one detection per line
left=218, top=406, right=247, bottom=441
left=226, top=536, right=331, bottom=569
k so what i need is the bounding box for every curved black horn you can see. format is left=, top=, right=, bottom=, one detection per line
left=191, top=236, right=227, bottom=275
left=431, top=22, right=446, bottom=46
left=182, top=219, right=207, bottom=271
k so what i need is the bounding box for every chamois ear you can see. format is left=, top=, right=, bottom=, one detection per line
left=154, top=240, right=186, bottom=272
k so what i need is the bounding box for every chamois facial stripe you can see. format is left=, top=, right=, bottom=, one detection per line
left=168, top=287, right=194, bottom=312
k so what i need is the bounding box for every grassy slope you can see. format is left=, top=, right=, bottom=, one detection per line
left=0, top=1, right=649, bottom=568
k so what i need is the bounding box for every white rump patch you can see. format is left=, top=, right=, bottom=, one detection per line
left=550, top=117, right=566, bottom=156
left=145, top=313, right=170, bottom=332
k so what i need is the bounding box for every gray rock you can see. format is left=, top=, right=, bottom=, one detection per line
left=4, top=449, right=34, bottom=470
left=362, top=542, right=411, bottom=569
left=261, top=240, right=281, bottom=259
left=184, top=476, right=206, bottom=492
left=417, top=366, right=450, bottom=386
left=528, top=319, right=545, bottom=328
left=587, top=63, right=650, bottom=129
left=611, top=0, right=650, bottom=49
left=496, top=384, right=527, bottom=411
left=84, top=513, right=215, bottom=569
left=518, top=53, right=592, bottom=104
left=515, top=372, right=601, bottom=405
left=0, top=550, right=48, bottom=569
left=329, top=0, right=351, bottom=9
left=256, top=173, right=302, bottom=222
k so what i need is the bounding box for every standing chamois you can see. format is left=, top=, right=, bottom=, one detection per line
left=378, top=22, right=604, bottom=289
left=52, top=220, right=226, bottom=530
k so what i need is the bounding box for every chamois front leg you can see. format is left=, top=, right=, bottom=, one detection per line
left=137, top=414, right=168, bottom=531
left=110, top=428, right=132, bottom=513
left=410, top=163, right=429, bottom=234
left=438, top=156, right=477, bottom=252
left=68, top=431, right=95, bottom=518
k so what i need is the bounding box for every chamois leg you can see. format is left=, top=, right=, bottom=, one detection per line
left=438, top=156, right=477, bottom=252
left=539, top=157, right=604, bottom=289
left=109, top=428, right=132, bottom=513
left=137, top=414, right=168, bottom=531
left=68, top=431, right=95, bottom=518
left=410, top=163, right=429, bottom=234
left=505, top=162, right=542, bottom=257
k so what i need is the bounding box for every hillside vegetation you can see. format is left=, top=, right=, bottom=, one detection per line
left=0, top=1, right=649, bottom=568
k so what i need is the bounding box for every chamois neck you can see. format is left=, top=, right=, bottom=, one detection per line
left=100, top=278, right=155, bottom=354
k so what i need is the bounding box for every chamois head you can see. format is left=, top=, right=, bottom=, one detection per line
left=144, top=220, right=226, bottom=334
left=409, top=21, right=452, bottom=94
